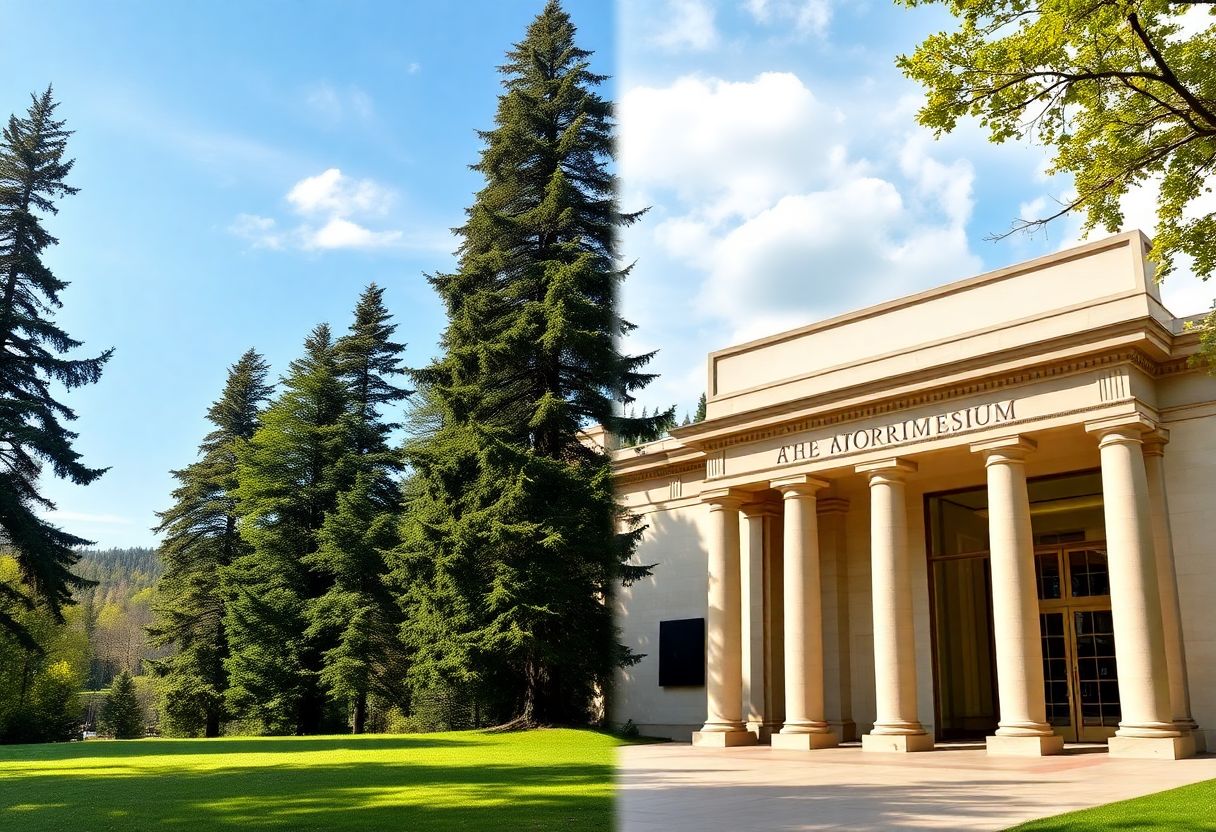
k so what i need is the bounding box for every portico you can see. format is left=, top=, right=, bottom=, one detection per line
left=608, top=232, right=1214, bottom=760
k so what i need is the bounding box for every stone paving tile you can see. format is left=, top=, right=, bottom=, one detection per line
left=617, top=742, right=1216, bottom=831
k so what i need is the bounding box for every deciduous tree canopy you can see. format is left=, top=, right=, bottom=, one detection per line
left=898, top=1, right=1216, bottom=357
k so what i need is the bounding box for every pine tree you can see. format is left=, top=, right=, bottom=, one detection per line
left=393, top=1, right=666, bottom=726
left=307, top=285, right=409, bottom=733
left=224, top=325, right=350, bottom=734
left=694, top=392, right=707, bottom=423
left=150, top=350, right=272, bottom=737
left=0, top=86, right=111, bottom=647
left=100, top=670, right=143, bottom=739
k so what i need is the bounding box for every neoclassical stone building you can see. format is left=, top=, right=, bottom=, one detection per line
left=604, top=231, right=1213, bottom=759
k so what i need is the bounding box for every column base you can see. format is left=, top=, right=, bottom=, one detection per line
left=828, top=719, right=857, bottom=743
left=1108, top=734, right=1195, bottom=760
left=1175, top=722, right=1206, bottom=753
left=746, top=721, right=782, bottom=744
left=692, top=730, right=758, bottom=748
left=986, top=734, right=1064, bottom=757
left=772, top=731, right=839, bottom=751
left=862, top=732, right=933, bottom=753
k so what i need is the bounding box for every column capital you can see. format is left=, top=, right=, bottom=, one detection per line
left=770, top=474, right=830, bottom=496
left=1142, top=428, right=1170, bottom=457
left=970, top=434, right=1037, bottom=462
left=855, top=457, right=917, bottom=483
left=817, top=497, right=850, bottom=516
left=740, top=500, right=781, bottom=519
left=1084, top=413, right=1156, bottom=445
left=702, top=488, right=747, bottom=510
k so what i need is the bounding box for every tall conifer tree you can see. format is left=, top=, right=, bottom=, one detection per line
left=307, top=285, right=409, bottom=733
left=225, top=325, right=349, bottom=734
left=0, top=86, right=111, bottom=647
left=394, top=1, right=667, bottom=725
left=151, top=349, right=272, bottom=737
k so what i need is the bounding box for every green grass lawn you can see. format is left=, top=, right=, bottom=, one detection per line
left=1008, top=778, right=1216, bottom=831
left=0, top=728, right=620, bottom=831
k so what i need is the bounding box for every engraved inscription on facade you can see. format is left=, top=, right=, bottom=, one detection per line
left=776, top=400, right=1017, bottom=465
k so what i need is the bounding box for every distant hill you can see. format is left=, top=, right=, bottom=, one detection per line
left=73, top=548, right=164, bottom=689
left=74, top=548, right=161, bottom=597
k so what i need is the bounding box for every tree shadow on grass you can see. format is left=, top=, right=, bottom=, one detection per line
left=1, top=757, right=614, bottom=832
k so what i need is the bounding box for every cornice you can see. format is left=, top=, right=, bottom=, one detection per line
left=691, top=348, right=1157, bottom=453
left=677, top=318, right=1174, bottom=446
left=613, top=343, right=1204, bottom=487
left=615, top=458, right=704, bottom=488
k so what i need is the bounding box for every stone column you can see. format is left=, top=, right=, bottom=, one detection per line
left=693, top=489, right=756, bottom=747
left=856, top=458, right=932, bottom=752
left=1142, top=431, right=1202, bottom=749
left=819, top=497, right=856, bottom=743
left=741, top=501, right=783, bottom=742
left=971, top=436, right=1063, bottom=756
left=1086, top=417, right=1193, bottom=759
left=770, top=476, right=838, bottom=750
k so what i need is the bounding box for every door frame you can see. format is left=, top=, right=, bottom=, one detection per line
left=1036, top=543, right=1118, bottom=743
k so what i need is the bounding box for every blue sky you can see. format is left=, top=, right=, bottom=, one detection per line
left=1, top=1, right=1210, bottom=548
left=0, top=1, right=612, bottom=547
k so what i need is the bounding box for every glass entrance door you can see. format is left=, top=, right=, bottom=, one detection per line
left=1036, top=545, right=1120, bottom=742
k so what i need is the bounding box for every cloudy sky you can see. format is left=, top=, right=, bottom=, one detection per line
left=616, top=0, right=1215, bottom=420
left=0, top=1, right=1210, bottom=547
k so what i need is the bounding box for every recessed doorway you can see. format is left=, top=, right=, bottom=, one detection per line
left=927, top=471, right=1114, bottom=743
left=1036, top=545, right=1119, bottom=742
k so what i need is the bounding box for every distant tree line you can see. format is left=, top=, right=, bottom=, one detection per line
left=1, top=547, right=165, bottom=742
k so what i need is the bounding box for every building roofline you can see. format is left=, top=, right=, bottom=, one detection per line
left=706, top=230, right=1153, bottom=365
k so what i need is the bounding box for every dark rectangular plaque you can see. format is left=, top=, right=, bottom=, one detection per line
left=658, top=618, right=705, bottom=687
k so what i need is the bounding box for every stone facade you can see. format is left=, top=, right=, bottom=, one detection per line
left=607, top=231, right=1214, bottom=759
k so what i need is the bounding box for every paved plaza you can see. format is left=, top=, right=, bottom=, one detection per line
left=618, top=742, right=1216, bottom=831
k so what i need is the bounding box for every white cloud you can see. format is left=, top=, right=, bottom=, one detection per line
left=691, top=179, right=980, bottom=342
left=229, top=213, right=286, bottom=250
left=231, top=168, right=413, bottom=252
left=621, top=73, right=850, bottom=220
left=287, top=168, right=394, bottom=217
left=899, top=134, right=974, bottom=226
left=619, top=71, right=984, bottom=402
left=306, top=217, right=402, bottom=250
left=408, top=62, right=422, bottom=75
left=650, top=0, right=719, bottom=52
left=304, top=83, right=375, bottom=123
left=744, top=0, right=833, bottom=37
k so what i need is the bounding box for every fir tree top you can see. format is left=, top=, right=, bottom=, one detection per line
left=420, top=0, right=668, bottom=457
left=0, top=86, right=112, bottom=646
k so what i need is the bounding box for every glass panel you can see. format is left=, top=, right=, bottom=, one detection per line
left=1039, top=613, right=1071, bottom=727
left=1035, top=553, right=1062, bottom=600
left=928, top=490, right=989, bottom=557
left=1028, top=471, right=1105, bottom=544
left=1069, top=549, right=1111, bottom=597
left=1073, top=610, right=1120, bottom=727
left=932, top=558, right=998, bottom=737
